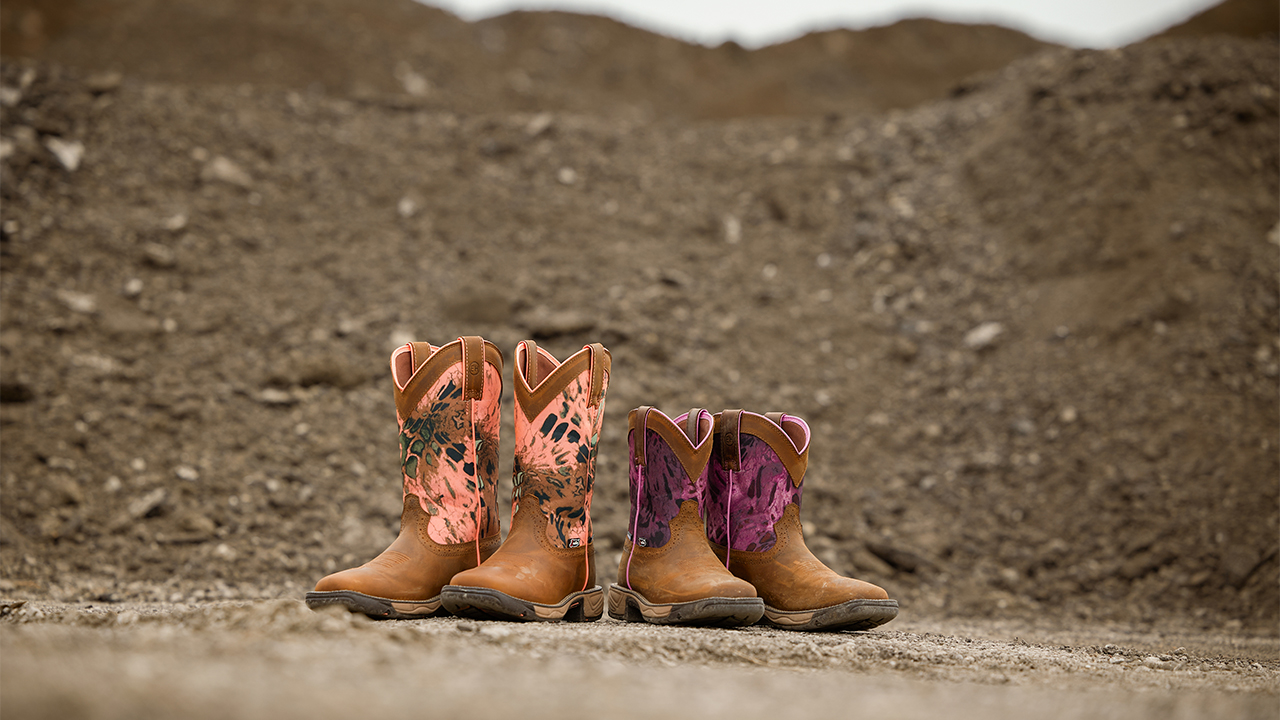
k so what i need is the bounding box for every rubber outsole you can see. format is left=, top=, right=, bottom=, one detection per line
left=607, top=585, right=765, bottom=627
left=303, top=590, right=446, bottom=620
left=762, top=598, right=899, bottom=632
left=438, top=585, right=604, bottom=622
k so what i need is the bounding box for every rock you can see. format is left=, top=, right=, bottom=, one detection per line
left=394, top=64, right=430, bottom=97
left=55, top=289, right=97, bottom=314
left=127, top=488, right=167, bottom=520
left=557, top=167, right=578, bottom=185
left=255, top=388, right=300, bottom=406
left=84, top=71, right=123, bottom=93
left=442, top=287, right=514, bottom=324
left=521, top=309, right=596, bottom=339
left=178, top=511, right=216, bottom=536
left=865, top=540, right=936, bottom=574
left=525, top=112, right=554, bottom=137
left=162, top=213, right=188, bottom=232
left=44, top=137, right=84, bottom=171
left=142, top=243, right=177, bottom=268
left=123, top=278, right=144, bottom=297
left=963, top=322, right=1005, bottom=350
left=200, top=156, right=253, bottom=188
left=174, top=466, right=200, bottom=482
left=723, top=214, right=742, bottom=244
left=890, top=337, right=919, bottom=362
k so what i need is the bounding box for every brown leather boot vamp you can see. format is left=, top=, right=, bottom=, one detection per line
left=308, top=497, right=500, bottom=619
left=713, top=505, right=897, bottom=631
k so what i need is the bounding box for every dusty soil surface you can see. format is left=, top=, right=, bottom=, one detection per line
left=0, top=0, right=1277, bottom=716
left=2, top=599, right=1278, bottom=719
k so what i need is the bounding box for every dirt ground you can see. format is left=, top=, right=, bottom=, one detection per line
left=0, top=0, right=1277, bottom=716
left=3, top=599, right=1278, bottom=719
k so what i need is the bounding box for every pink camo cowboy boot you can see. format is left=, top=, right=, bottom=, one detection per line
left=306, top=337, right=503, bottom=618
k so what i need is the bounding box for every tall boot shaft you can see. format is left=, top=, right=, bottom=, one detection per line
left=391, top=337, right=503, bottom=545
left=511, top=339, right=610, bottom=550
left=705, top=410, right=809, bottom=553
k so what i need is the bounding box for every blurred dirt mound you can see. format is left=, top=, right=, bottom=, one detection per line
left=0, top=3, right=1276, bottom=634
left=0, top=0, right=1052, bottom=119
left=1149, top=0, right=1279, bottom=42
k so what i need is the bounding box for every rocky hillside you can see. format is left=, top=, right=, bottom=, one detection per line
left=0, top=3, right=1276, bottom=631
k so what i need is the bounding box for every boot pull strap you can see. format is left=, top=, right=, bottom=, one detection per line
left=633, top=406, right=653, bottom=467
left=521, top=340, right=539, bottom=387
left=409, top=341, right=436, bottom=375
left=684, top=408, right=705, bottom=443
left=460, top=336, right=485, bottom=401
left=585, top=342, right=607, bottom=408
left=719, top=409, right=743, bottom=471
left=764, top=411, right=786, bottom=427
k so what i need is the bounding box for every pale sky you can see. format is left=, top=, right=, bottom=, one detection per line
left=425, top=0, right=1223, bottom=48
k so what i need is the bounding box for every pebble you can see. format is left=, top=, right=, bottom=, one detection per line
left=85, top=71, right=123, bottom=93
left=200, top=156, right=253, bottom=188
left=723, top=214, right=742, bottom=244
left=55, top=289, right=97, bottom=314
left=174, top=466, right=200, bottom=482
left=142, top=243, right=177, bottom=268
left=963, top=322, right=1004, bottom=350
left=525, top=112, right=554, bottom=137
left=44, top=137, right=85, bottom=171
left=256, top=388, right=299, bottom=406
left=127, top=488, right=167, bottom=519
left=397, top=197, right=417, bottom=218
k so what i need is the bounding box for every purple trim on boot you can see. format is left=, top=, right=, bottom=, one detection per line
left=706, top=434, right=804, bottom=553
left=627, top=427, right=700, bottom=549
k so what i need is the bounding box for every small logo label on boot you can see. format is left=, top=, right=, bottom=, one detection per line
left=568, top=538, right=581, bottom=548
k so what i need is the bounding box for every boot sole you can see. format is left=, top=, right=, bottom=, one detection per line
left=438, top=585, right=604, bottom=622
left=763, top=598, right=899, bottom=632
left=304, top=590, right=445, bottom=620
left=608, top=585, right=764, bottom=627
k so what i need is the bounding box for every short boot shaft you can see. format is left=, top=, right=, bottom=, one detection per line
left=441, top=341, right=611, bottom=621
left=306, top=337, right=504, bottom=619
left=706, top=410, right=898, bottom=632
left=705, top=410, right=809, bottom=554
left=610, top=407, right=761, bottom=626
left=625, top=407, right=712, bottom=551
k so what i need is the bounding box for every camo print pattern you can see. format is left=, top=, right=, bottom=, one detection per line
left=627, top=427, right=701, bottom=549
left=399, top=362, right=501, bottom=545
left=705, top=434, right=804, bottom=553
left=513, top=372, right=608, bottom=549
